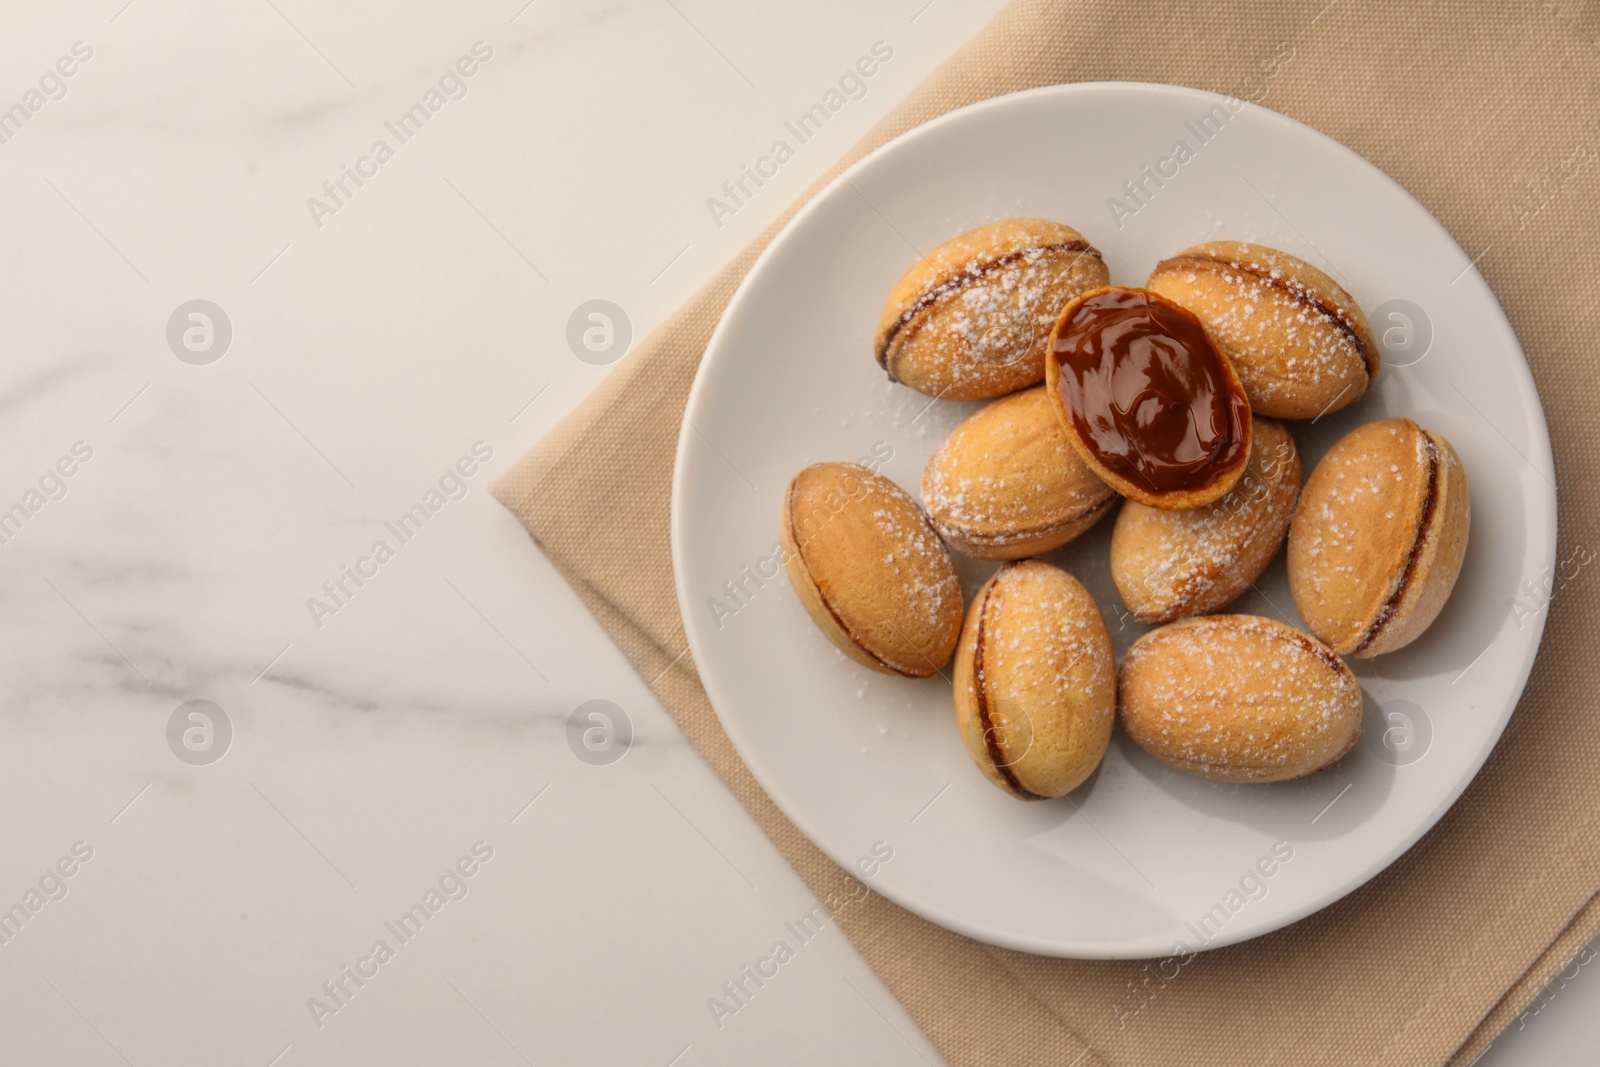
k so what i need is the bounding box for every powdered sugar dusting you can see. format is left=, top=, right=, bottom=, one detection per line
left=972, top=562, right=1116, bottom=793
left=788, top=462, right=963, bottom=674
left=864, top=497, right=963, bottom=627
left=881, top=221, right=1109, bottom=397
left=1113, top=422, right=1299, bottom=621
left=922, top=387, right=1115, bottom=552
left=1121, top=615, right=1360, bottom=781
left=1149, top=244, right=1371, bottom=417
left=1288, top=419, right=1427, bottom=651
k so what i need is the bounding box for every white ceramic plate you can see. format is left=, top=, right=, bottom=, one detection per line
left=671, top=82, right=1555, bottom=958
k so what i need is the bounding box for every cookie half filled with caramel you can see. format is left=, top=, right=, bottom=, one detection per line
left=1044, top=286, right=1252, bottom=510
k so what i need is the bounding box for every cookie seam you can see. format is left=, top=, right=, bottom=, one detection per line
left=933, top=491, right=1115, bottom=549
left=787, top=478, right=911, bottom=677
left=1165, top=444, right=1298, bottom=616
left=1353, top=432, right=1442, bottom=656
left=971, top=569, right=1046, bottom=801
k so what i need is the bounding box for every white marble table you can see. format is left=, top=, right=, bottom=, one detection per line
left=0, top=2, right=1586, bottom=1063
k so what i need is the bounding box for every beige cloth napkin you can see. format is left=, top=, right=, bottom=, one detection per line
left=492, top=2, right=1600, bottom=1062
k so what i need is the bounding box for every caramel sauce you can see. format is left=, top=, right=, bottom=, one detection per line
left=1051, top=287, right=1249, bottom=494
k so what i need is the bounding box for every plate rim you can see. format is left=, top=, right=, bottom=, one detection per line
left=670, top=79, right=1558, bottom=958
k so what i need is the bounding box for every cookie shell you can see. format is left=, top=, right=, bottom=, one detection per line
left=781, top=462, right=963, bottom=677
left=1111, top=416, right=1301, bottom=623
left=921, top=386, right=1118, bottom=560
left=1287, top=418, right=1470, bottom=658
left=1147, top=241, right=1378, bottom=420
left=1044, top=285, right=1253, bottom=510
left=952, top=560, right=1116, bottom=800
left=875, top=219, right=1109, bottom=401
left=1119, top=615, right=1363, bottom=783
